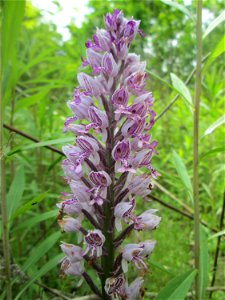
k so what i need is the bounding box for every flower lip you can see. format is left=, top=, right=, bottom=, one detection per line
left=105, top=274, right=126, bottom=296
left=60, top=242, right=83, bottom=262
left=60, top=257, right=84, bottom=276
left=112, top=86, right=129, bottom=107
left=112, top=140, right=130, bottom=161
left=114, top=198, right=135, bottom=219
left=56, top=197, right=82, bottom=215
left=84, top=229, right=105, bottom=257
left=76, top=135, right=99, bottom=153
left=89, top=171, right=112, bottom=187
left=58, top=216, right=81, bottom=232
left=85, top=232, right=104, bottom=247
left=126, top=277, right=144, bottom=300
left=134, top=209, right=161, bottom=230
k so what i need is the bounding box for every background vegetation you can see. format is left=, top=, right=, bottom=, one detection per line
left=0, top=0, right=224, bottom=299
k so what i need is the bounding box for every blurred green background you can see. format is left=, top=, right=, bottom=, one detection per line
left=1, top=0, right=224, bottom=299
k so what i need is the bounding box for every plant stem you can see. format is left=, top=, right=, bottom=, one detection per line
left=3, top=123, right=64, bottom=155
left=193, top=1, right=202, bottom=299
left=0, top=60, right=12, bottom=300
left=101, top=88, right=116, bottom=300
left=148, top=194, right=217, bottom=233
left=209, top=191, right=225, bottom=299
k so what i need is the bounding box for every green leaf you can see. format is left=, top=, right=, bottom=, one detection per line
left=172, top=151, right=193, bottom=201
left=160, top=0, right=194, bottom=20
left=8, top=137, right=74, bottom=156
left=150, top=259, right=173, bottom=275
left=15, top=253, right=64, bottom=300
left=2, top=0, right=25, bottom=107
left=156, top=269, right=197, bottom=300
left=13, top=210, right=58, bottom=232
left=7, top=166, right=25, bottom=219
left=200, top=227, right=209, bottom=299
left=10, top=192, right=48, bottom=221
left=204, top=35, right=225, bottom=70
left=146, top=70, right=175, bottom=91
left=15, top=89, right=50, bottom=111
left=22, top=137, right=74, bottom=149
left=204, top=115, right=225, bottom=136
left=146, top=70, right=193, bottom=111
left=209, top=229, right=225, bottom=240
left=203, top=11, right=225, bottom=39
left=22, top=231, right=61, bottom=273
left=170, top=73, right=193, bottom=109
left=21, top=137, right=73, bottom=149
left=47, top=156, right=63, bottom=172
left=200, top=147, right=225, bottom=159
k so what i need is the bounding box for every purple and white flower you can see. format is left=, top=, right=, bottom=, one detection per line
left=58, top=8, right=161, bottom=299
left=60, top=257, right=84, bottom=276
left=134, top=209, right=161, bottom=231
left=56, top=197, right=82, bottom=215
left=84, top=229, right=105, bottom=257
left=58, top=216, right=81, bottom=232
left=126, top=277, right=144, bottom=300
left=104, top=275, right=126, bottom=298
left=122, top=240, right=156, bottom=272
left=60, top=242, right=84, bottom=262
left=114, top=199, right=135, bottom=231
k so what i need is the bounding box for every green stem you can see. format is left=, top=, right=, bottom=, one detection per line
left=101, top=92, right=116, bottom=300
left=0, top=51, right=12, bottom=300
left=193, top=1, right=202, bottom=299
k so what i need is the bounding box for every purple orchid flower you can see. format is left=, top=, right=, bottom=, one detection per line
left=60, top=242, right=84, bottom=262
left=114, top=199, right=136, bottom=231
left=84, top=229, right=106, bottom=257
left=122, top=240, right=156, bottom=272
left=58, top=9, right=161, bottom=299
left=60, top=257, right=84, bottom=276
left=58, top=216, right=81, bottom=233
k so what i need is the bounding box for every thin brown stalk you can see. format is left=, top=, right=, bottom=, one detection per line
left=154, top=181, right=193, bottom=213
left=209, top=191, right=225, bottom=299
left=3, top=123, right=64, bottom=155
left=148, top=194, right=217, bottom=233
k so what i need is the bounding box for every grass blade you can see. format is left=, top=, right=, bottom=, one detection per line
left=10, top=192, right=48, bottom=221
left=15, top=253, right=64, bottom=300
left=7, top=166, right=25, bottom=219
left=160, top=0, right=194, bottom=20
left=8, top=137, right=74, bottom=156
left=204, top=115, right=225, bottom=136
left=204, top=34, right=225, bottom=70
left=156, top=269, right=197, bottom=300
left=209, top=229, right=225, bottom=240
left=2, top=0, right=25, bottom=107
left=203, top=11, right=225, bottom=39
left=172, top=150, right=193, bottom=201
left=170, top=73, right=193, bottom=109
left=150, top=259, right=173, bottom=275
left=22, top=231, right=61, bottom=272
left=13, top=210, right=58, bottom=232
left=200, top=147, right=225, bottom=159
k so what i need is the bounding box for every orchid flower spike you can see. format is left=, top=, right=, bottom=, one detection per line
left=57, top=8, right=161, bottom=300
